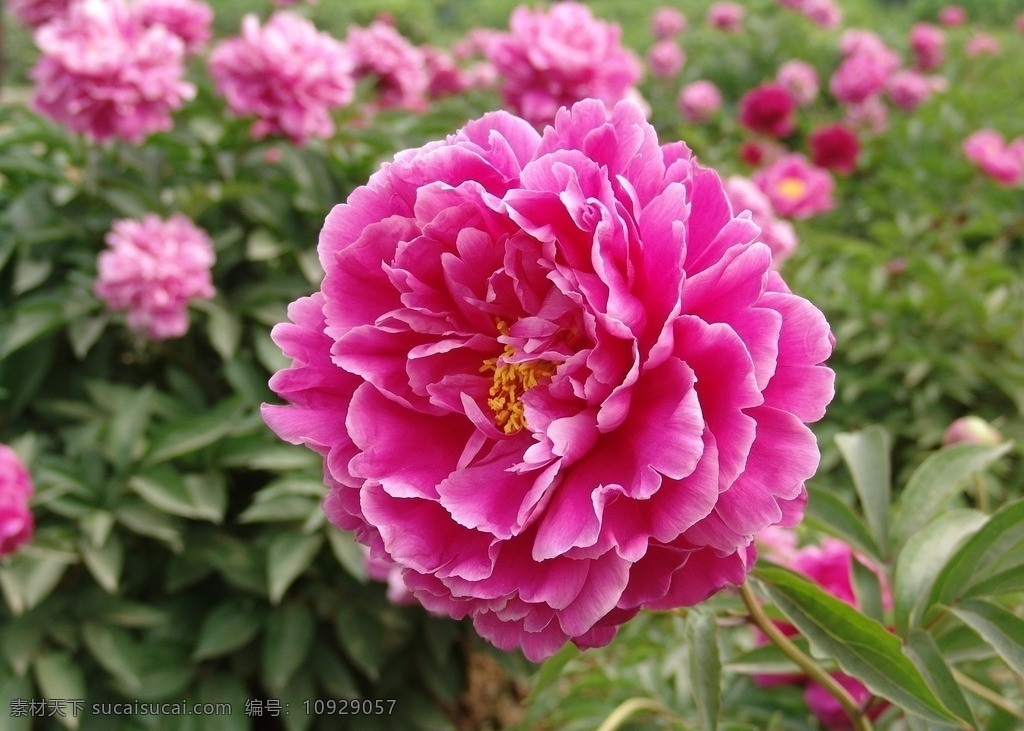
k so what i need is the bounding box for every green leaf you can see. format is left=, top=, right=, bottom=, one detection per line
left=947, top=599, right=1024, bottom=677
left=198, top=674, right=249, bottom=731
left=893, top=509, right=987, bottom=633
left=755, top=565, right=963, bottom=726
left=0, top=619, right=44, bottom=677
left=115, top=499, right=185, bottom=551
left=962, top=564, right=1024, bottom=599
left=726, top=636, right=812, bottom=677
left=144, top=398, right=246, bottom=465
left=894, top=442, right=1012, bottom=545
left=193, top=297, right=243, bottom=362
left=0, top=554, right=70, bottom=615
left=325, top=529, right=368, bottom=582
left=905, top=630, right=977, bottom=729
left=79, top=532, right=124, bottom=594
left=192, top=600, right=265, bottom=661
left=104, top=384, right=154, bottom=471
left=128, top=468, right=226, bottom=523
left=33, top=652, right=84, bottom=729
left=687, top=609, right=721, bottom=731
left=0, top=672, right=33, bottom=731
left=835, top=427, right=892, bottom=557
left=266, top=533, right=323, bottom=605
left=261, top=603, right=316, bottom=694
left=804, top=486, right=882, bottom=563
left=81, top=623, right=144, bottom=692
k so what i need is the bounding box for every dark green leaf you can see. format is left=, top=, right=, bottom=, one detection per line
left=261, top=603, right=315, bottom=694
left=266, top=533, right=323, bottom=604
left=192, top=600, right=264, bottom=661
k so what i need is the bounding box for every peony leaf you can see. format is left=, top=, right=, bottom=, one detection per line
left=947, top=599, right=1024, bottom=677
left=266, top=532, right=323, bottom=605
left=687, top=609, right=721, bottom=731
left=192, top=600, right=265, bottom=661
left=261, top=603, right=316, bottom=694
left=755, top=565, right=964, bottom=726
left=79, top=532, right=124, bottom=594
left=835, top=427, right=892, bottom=557
left=904, top=630, right=977, bottom=729
left=33, top=652, right=85, bottom=730
left=804, top=485, right=882, bottom=563
left=894, top=442, right=1012, bottom=545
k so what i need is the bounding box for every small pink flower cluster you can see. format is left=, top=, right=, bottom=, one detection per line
left=677, top=80, right=722, bottom=123
left=963, top=130, right=1024, bottom=187
left=94, top=214, right=216, bottom=341
left=830, top=30, right=901, bottom=105
left=723, top=176, right=798, bottom=264
left=210, top=12, right=355, bottom=144
left=647, top=39, right=685, bottom=79
left=30, top=0, right=196, bottom=144
left=346, top=19, right=430, bottom=112
left=777, top=0, right=842, bottom=30
left=0, top=446, right=35, bottom=557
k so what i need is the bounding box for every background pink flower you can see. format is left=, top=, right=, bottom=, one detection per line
left=886, top=70, right=933, bottom=112
left=809, top=123, right=860, bottom=175
left=724, top=175, right=799, bottom=263
left=210, top=12, right=355, bottom=144
left=134, top=0, right=213, bottom=53
left=485, top=2, right=642, bottom=126
left=738, top=83, right=797, bottom=138
left=707, top=2, right=744, bottom=32
left=94, top=213, right=215, bottom=340
left=647, top=39, right=685, bottom=78
left=0, top=446, right=35, bottom=557
left=965, top=33, right=1001, bottom=58
left=262, top=99, right=834, bottom=662
left=650, top=6, right=686, bottom=39
left=938, top=5, right=966, bottom=26
left=677, top=80, right=722, bottom=123
left=909, top=22, right=945, bottom=72
left=829, top=39, right=900, bottom=105
left=9, top=0, right=73, bottom=28
left=801, top=0, right=842, bottom=29
left=346, top=19, right=430, bottom=112
left=777, top=60, right=820, bottom=106
left=755, top=154, right=835, bottom=218
left=963, top=129, right=1023, bottom=186
left=30, top=0, right=195, bottom=144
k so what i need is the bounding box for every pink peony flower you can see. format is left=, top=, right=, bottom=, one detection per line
left=9, top=0, right=73, bottom=28
left=210, top=13, right=355, bottom=144
left=485, top=2, right=642, bottom=126
left=886, top=69, right=933, bottom=112
left=755, top=154, right=835, bottom=219
left=647, top=39, right=685, bottom=78
left=776, top=60, right=819, bottom=106
left=829, top=46, right=900, bottom=105
left=30, top=0, right=194, bottom=144
left=808, top=123, right=860, bottom=175
left=943, top=416, right=1003, bottom=447
left=651, top=6, right=687, bottom=39
left=804, top=673, right=880, bottom=730
left=364, top=550, right=417, bottom=605
left=1018, top=13, right=1024, bottom=35
left=938, top=5, right=966, bottom=26
left=838, top=29, right=890, bottom=58
left=909, top=23, right=945, bottom=72
left=94, top=213, right=215, bottom=340
left=801, top=0, right=842, bottom=29
left=738, top=83, right=797, bottom=138
left=707, top=2, right=744, bottom=32
left=1, top=446, right=35, bottom=557
left=965, top=33, right=1001, bottom=58
left=963, top=129, right=1023, bottom=187
left=843, top=96, right=888, bottom=134
left=420, top=45, right=467, bottom=98
left=262, top=99, right=835, bottom=662
left=723, top=175, right=799, bottom=263
left=346, top=20, right=430, bottom=112
left=134, top=0, right=212, bottom=53
left=677, top=80, right=723, bottom=124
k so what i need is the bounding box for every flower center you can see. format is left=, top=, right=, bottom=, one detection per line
left=480, top=320, right=556, bottom=435
left=778, top=177, right=807, bottom=201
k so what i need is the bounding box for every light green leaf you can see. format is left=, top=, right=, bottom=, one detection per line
left=81, top=623, right=143, bottom=692
left=115, top=499, right=185, bottom=551
left=128, top=468, right=226, bottom=523
left=0, top=554, right=70, bottom=615
left=755, top=566, right=963, bottom=726
left=325, top=529, right=368, bottom=582
left=261, top=603, right=315, bottom=694
left=948, top=599, right=1024, bottom=677
left=905, top=630, right=976, bottom=729
left=144, top=398, right=246, bottom=465
left=835, top=427, right=892, bottom=557
left=688, top=609, right=721, bottom=731
left=33, top=652, right=84, bottom=729
left=192, top=601, right=265, bottom=661
left=804, top=486, right=882, bottom=563
left=79, top=532, right=124, bottom=594
left=266, top=533, right=323, bottom=604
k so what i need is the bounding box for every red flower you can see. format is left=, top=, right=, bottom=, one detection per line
left=808, top=123, right=860, bottom=175
left=738, top=83, right=796, bottom=138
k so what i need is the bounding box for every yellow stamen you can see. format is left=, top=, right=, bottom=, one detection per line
left=778, top=177, right=807, bottom=201
left=479, top=320, right=556, bottom=434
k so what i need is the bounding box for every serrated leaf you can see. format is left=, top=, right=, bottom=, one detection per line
left=948, top=599, right=1024, bottom=677
left=688, top=610, right=721, bottom=731
left=261, top=603, right=315, bottom=694
left=80, top=532, right=124, bottom=594
left=755, top=565, right=963, bottom=726
left=804, top=486, right=882, bottom=563
left=895, top=442, right=1012, bottom=544
left=33, top=652, right=84, bottom=729
left=266, top=533, right=323, bottom=604
left=835, top=427, right=892, bottom=557
left=905, top=630, right=976, bottom=729
left=192, top=601, right=265, bottom=661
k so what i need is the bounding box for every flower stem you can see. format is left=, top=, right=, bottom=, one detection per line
left=953, top=668, right=1024, bottom=720
left=738, top=581, right=873, bottom=731
left=595, top=697, right=687, bottom=731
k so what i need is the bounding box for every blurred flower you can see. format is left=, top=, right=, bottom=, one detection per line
left=808, top=123, right=860, bottom=175
left=0, top=446, right=34, bottom=557
left=677, top=80, right=722, bottom=123
left=886, top=69, right=933, bottom=112
left=943, top=416, right=1004, bottom=447
left=909, top=22, right=945, bottom=72
left=801, top=0, right=842, bottom=29
left=777, top=59, right=819, bottom=106
left=94, top=214, right=215, bottom=340
left=963, top=129, right=1023, bottom=186
left=755, top=154, right=835, bottom=218
left=1017, top=13, right=1024, bottom=35
left=30, top=0, right=195, bottom=144
left=346, top=20, right=430, bottom=112
left=647, top=39, right=685, bottom=78
left=420, top=46, right=467, bottom=98
left=210, top=12, right=354, bottom=144
left=738, top=83, right=797, bottom=138
left=650, top=6, right=686, bottom=39
left=804, top=672, right=879, bottom=730
left=134, top=0, right=212, bottom=53
left=707, top=2, right=744, bottom=32
left=724, top=175, right=799, bottom=263
left=843, top=96, right=888, bottom=134
left=965, top=33, right=1001, bottom=58
left=937, top=5, right=966, bottom=27
left=262, top=99, right=835, bottom=662
left=9, top=0, right=72, bottom=28
left=485, top=2, right=641, bottom=126
left=829, top=33, right=900, bottom=105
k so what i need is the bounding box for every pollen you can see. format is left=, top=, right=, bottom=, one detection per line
left=778, top=177, right=808, bottom=201
left=480, top=320, right=556, bottom=434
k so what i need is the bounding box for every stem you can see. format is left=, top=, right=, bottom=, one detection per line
left=738, top=581, right=873, bottom=731
left=973, top=474, right=989, bottom=513
left=595, top=697, right=686, bottom=731
left=953, top=669, right=1024, bottom=720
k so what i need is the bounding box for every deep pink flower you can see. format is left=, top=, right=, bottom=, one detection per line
left=755, top=154, right=835, bottom=219
left=210, top=13, right=354, bottom=144
left=909, top=23, right=945, bottom=72
left=707, top=2, right=744, bottom=32
left=965, top=33, right=1001, bottom=58
left=94, top=213, right=215, bottom=340
left=963, top=129, right=1023, bottom=187
left=738, top=83, right=797, bottom=138
left=0, top=446, right=35, bottom=557
left=262, top=99, right=834, bottom=662
left=886, top=70, right=933, bottom=112
left=9, top=0, right=73, bottom=28
left=346, top=20, right=430, bottom=112
left=651, top=7, right=687, bottom=39
left=723, top=175, right=798, bottom=264
left=647, top=39, right=685, bottom=78
left=134, top=0, right=212, bottom=53
left=485, top=2, right=642, bottom=126
left=30, top=0, right=194, bottom=144
left=808, top=123, right=860, bottom=175
left=777, top=60, right=819, bottom=106
left=677, top=80, right=722, bottom=124
left=938, top=5, right=966, bottom=26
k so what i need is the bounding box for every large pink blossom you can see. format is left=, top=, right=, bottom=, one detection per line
left=209, top=12, right=355, bottom=144
left=134, top=0, right=213, bottom=53
left=346, top=20, right=430, bottom=112
left=9, top=0, right=73, bottom=28
left=755, top=154, right=835, bottom=219
left=0, top=446, right=34, bottom=557
left=94, top=213, right=215, bottom=340
left=723, top=176, right=798, bottom=264
left=262, top=99, right=834, bottom=662
left=484, top=2, right=642, bottom=126
left=30, top=0, right=195, bottom=144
